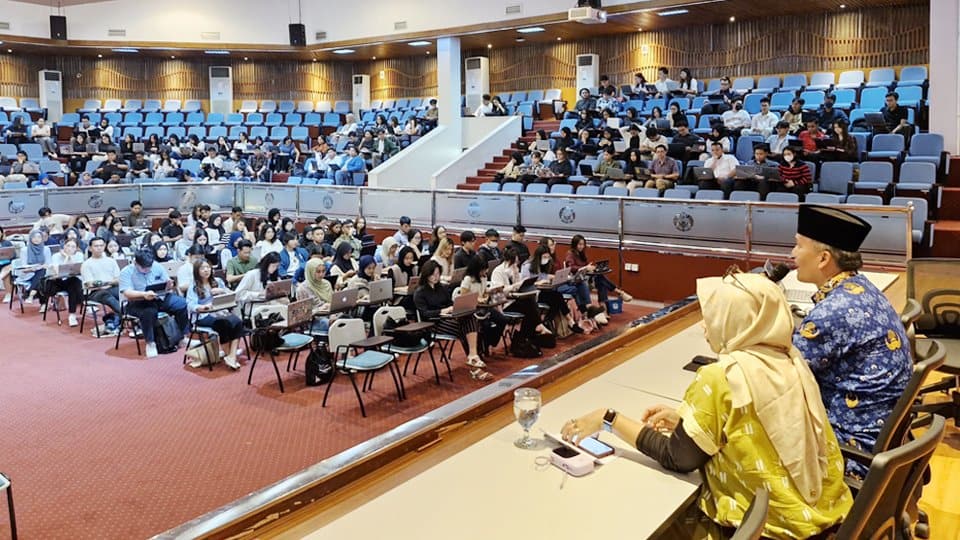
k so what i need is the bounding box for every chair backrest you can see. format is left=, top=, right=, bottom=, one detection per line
left=809, top=72, right=835, bottom=87
left=102, top=99, right=122, bottom=111
left=858, top=161, right=893, bottom=183
left=867, top=68, right=895, bottom=85
left=817, top=162, right=853, bottom=194
left=837, top=70, right=864, bottom=86
left=781, top=73, right=807, bottom=88
left=183, top=100, right=202, bottom=112
left=769, top=92, right=794, bottom=108
left=798, top=90, right=825, bottom=107
left=804, top=193, right=842, bottom=204
left=831, top=88, right=856, bottom=106
left=695, top=189, right=725, bottom=200
left=630, top=187, right=659, bottom=198
left=845, top=194, right=883, bottom=206
left=550, top=184, right=573, bottom=195
left=859, top=87, right=888, bottom=111
left=899, top=65, right=927, bottom=83
left=890, top=197, right=927, bottom=232
left=328, top=318, right=368, bottom=357
left=603, top=186, right=628, bottom=197
left=372, top=305, right=407, bottom=337
left=735, top=135, right=763, bottom=162
left=764, top=192, right=799, bottom=203
left=756, top=76, right=780, bottom=91
left=729, top=191, right=760, bottom=202
left=162, top=99, right=181, bottom=112
left=897, top=85, right=923, bottom=104
left=525, top=183, right=548, bottom=194
left=871, top=133, right=904, bottom=152
left=878, top=340, right=946, bottom=456
left=834, top=415, right=945, bottom=540
left=731, top=489, right=769, bottom=540
left=905, top=258, right=960, bottom=338
left=501, top=182, right=524, bottom=193
left=142, top=99, right=161, bottom=112
left=732, top=77, right=754, bottom=91
left=576, top=185, right=600, bottom=196
left=245, top=112, right=263, bottom=125
left=908, top=133, right=943, bottom=158
left=900, top=161, right=937, bottom=184
left=663, top=188, right=692, bottom=199
left=239, top=100, right=258, bottom=113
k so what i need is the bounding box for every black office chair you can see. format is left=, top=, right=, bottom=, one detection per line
left=731, top=489, right=768, bottom=540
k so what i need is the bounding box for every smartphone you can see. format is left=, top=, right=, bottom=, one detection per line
left=577, top=436, right=615, bottom=458
left=552, top=445, right=581, bottom=459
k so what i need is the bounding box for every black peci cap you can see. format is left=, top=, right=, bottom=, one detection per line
left=797, top=204, right=872, bottom=252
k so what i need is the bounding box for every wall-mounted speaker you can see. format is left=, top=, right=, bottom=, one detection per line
left=50, top=15, right=67, bottom=40
left=288, top=23, right=306, bottom=47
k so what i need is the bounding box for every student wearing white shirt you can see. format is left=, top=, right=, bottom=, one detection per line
left=474, top=94, right=494, bottom=117
left=721, top=98, right=752, bottom=134
left=653, top=67, right=675, bottom=97
left=392, top=216, right=412, bottom=246
left=30, top=118, right=57, bottom=157
left=80, top=236, right=122, bottom=320
left=701, top=141, right=740, bottom=197
left=766, top=121, right=792, bottom=157
left=676, top=68, right=699, bottom=96
left=743, top=97, right=781, bottom=138
left=48, top=237, right=86, bottom=326
left=332, top=114, right=359, bottom=144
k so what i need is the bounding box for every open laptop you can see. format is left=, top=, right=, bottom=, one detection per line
left=146, top=281, right=169, bottom=299
left=535, top=139, right=551, bottom=152
left=605, top=167, right=625, bottom=180
left=115, top=233, right=133, bottom=248
left=515, top=276, right=539, bottom=294
left=761, top=167, right=781, bottom=182
left=0, top=246, right=16, bottom=262
left=394, top=276, right=419, bottom=295
left=51, top=262, right=82, bottom=278
left=58, top=144, right=73, bottom=155
left=693, top=167, right=715, bottom=181
left=579, top=163, right=594, bottom=176
left=132, top=142, right=145, bottom=154
left=606, top=117, right=621, bottom=129
left=264, top=278, right=293, bottom=301
left=613, top=140, right=627, bottom=153
left=366, top=279, right=393, bottom=304
left=863, top=112, right=889, bottom=132
left=735, top=165, right=761, bottom=180
left=285, top=298, right=315, bottom=327
left=85, top=143, right=99, bottom=154
left=552, top=267, right=571, bottom=285
left=210, top=292, right=236, bottom=310
left=593, top=260, right=611, bottom=273
left=448, top=292, right=479, bottom=317
left=446, top=267, right=467, bottom=286
left=485, top=285, right=507, bottom=305
left=22, top=162, right=40, bottom=174
left=161, top=260, right=183, bottom=277
left=326, top=287, right=360, bottom=315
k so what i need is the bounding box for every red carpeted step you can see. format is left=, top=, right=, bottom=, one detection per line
left=947, top=157, right=960, bottom=187
left=930, top=220, right=960, bottom=257
left=937, top=187, right=960, bottom=221
left=478, top=168, right=501, bottom=176
left=465, top=176, right=488, bottom=184
left=457, top=183, right=481, bottom=190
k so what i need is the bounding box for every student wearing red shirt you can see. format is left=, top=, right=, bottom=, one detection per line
left=798, top=119, right=826, bottom=156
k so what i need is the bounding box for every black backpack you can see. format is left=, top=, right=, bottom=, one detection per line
left=382, top=315, right=423, bottom=348
left=305, top=346, right=334, bottom=386
left=154, top=315, right=183, bottom=355
left=510, top=336, right=542, bottom=359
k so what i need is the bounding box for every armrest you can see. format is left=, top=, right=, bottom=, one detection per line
left=839, top=442, right=874, bottom=467
left=350, top=335, right=393, bottom=350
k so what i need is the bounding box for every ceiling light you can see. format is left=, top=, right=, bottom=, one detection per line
left=97, top=54, right=103, bottom=58
left=657, top=9, right=689, bottom=16
left=637, top=27, right=643, bottom=32
left=729, top=16, right=736, bottom=22
left=426, top=51, right=430, bottom=55
left=111, top=48, right=139, bottom=53
left=408, top=40, right=431, bottom=47
left=243, top=56, right=249, bottom=61
left=7, top=49, right=12, bottom=53
left=515, top=38, right=526, bottom=42
left=517, top=27, right=545, bottom=34
left=204, top=50, right=230, bottom=55
left=312, top=58, right=317, bottom=62
left=487, top=44, right=492, bottom=49
left=556, top=37, right=562, bottom=41
left=332, top=49, right=354, bottom=54
left=839, top=3, right=846, bottom=7
left=170, top=55, right=176, bottom=59
left=0, top=41, right=4, bottom=45
left=372, top=56, right=377, bottom=60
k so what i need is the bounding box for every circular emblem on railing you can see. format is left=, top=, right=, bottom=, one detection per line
left=179, top=189, right=197, bottom=210
left=558, top=206, right=576, bottom=224
left=467, top=201, right=481, bottom=219
left=87, top=194, right=104, bottom=209
left=673, top=211, right=694, bottom=232
left=322, top=194, right=334, bottom=210
left=264, top=192, right=275, bottom=206
left=7, top=200, right=25, bottom=214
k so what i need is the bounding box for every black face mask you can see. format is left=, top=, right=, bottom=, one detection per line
left=734, top=103, right=743, bottom=111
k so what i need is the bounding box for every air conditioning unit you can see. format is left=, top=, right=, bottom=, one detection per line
left=576, top=54, right=600, bottom=91
left=568, top=7, right=607, bottom=24
left=208, top=66, right=233, bottom=115
left=464, top=56, right=490, bottom=111
left=38, top=70, right=63, bottom=122
left=352, top=74, right=370, bottom=112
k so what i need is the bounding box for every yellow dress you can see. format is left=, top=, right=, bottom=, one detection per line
left=678, top=363, right=853, bottom=539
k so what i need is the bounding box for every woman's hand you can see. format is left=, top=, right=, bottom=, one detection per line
left=560, top=408, right=606, bottom=443
left=641, top=405, right=680, bottom=433
left=440, top=306, right=453, bottom=316
left=784, top=180, right=795, bottom=188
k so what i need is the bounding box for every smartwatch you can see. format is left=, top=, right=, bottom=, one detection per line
left=602, top=408, right=617, bottom=433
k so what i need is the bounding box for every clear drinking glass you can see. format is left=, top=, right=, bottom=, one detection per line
left=513, top=388, right=542, bottom=449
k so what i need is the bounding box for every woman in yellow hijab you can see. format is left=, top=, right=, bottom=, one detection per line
left=562, top=271, right=852, bottom=539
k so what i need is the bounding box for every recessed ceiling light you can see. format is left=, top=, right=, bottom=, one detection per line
left=637, top=27, right=643, bottom=32
left=243, top=56, right=249, bottom=61
left=7, top=49, right=12, bottom=54
left=487, top=44, right=492, bottom=49
left=170, top=55, right=176, bottom=59
left=426, top=51, right=430, bottom=54
left=840, top=4, right=846, bottom=8
left=332, top=49, right=355, bottom=54
left=408, top=41, right=431, bottom=47
left=515, top=38, right=526, bottom=42
left=372, top=56, right=377, bottom=60
left=97, top=54, right=103, bottom=58
left=111, top=48, right=138, bottom=53
left=657, top=9, right=689, bottom=16
left=0, top=41, right=5, bottom=45
left=729, top=16, right=736, bottom=22
left=312, top=58, right=317, bottom=62
left=517, top=27, right=545, bottom=34
left=204, top=50, right=230, bottom=55
left=556, top=37, right=562, bottom=41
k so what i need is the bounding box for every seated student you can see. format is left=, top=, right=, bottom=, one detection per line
left=489, top=96, right=509, bottom=117
left=627, top=72, right=650, bottom=99
left=423, top=98, right=439, bottom=129
left=414, top=260, right=490, bottom=381
left=44, top=237, right=85, bottom=327
left=591, top=148, right=621, bottom=186
left=255, top=224, right=282, bottom=256
left=561, top=272, right=851, bottom=539
left=328, top=243, right=358, bottom=289
left=535, top=147, right=573, bottom=186
left=721, top=98, right=751, bottom=135
left=177, top=245, right=208, bottom=295
left=653, top=67, right=675, bottom=98
left=566, top=234, right=632, bottom=315
left=506, top=225, right=530, bottom=265
left=278, top=232, right=308, bottom=282
left=392, top=216, right=412, bottom=247
left=81, top=236, right=122, bottom=331
left=773, top=147, right=813, bottom=197
left=766, top=121, right=792, bottom=158
left=618, top=149, right=646, bottom=189
left=467, top=254, right=546, bottom=356
left=496, top=152, right=525, bottom=184
left=880, top=91, right=913, bottom=139
left=700, top=125, right=731, bottom=159
left=296, top=258, right=332, bottom=334
left=248, top=148, right=270, bottom=182
left=701, top=76, right=738, bottom=115
left=234, top=251, right=282, bottom=315
left=372, top=129, right=399, bottom=167
left=820, top=119, right=859, bottom=162
left=161, top=210, right=184, bottom=244
left=332, top=219, right=362, bottom=260
left=517, top=152, right=549, bottom=185
left=782, top=98, right=806, bottom=134
left=671, top=122, right=704, bottom=162
left=185, top=260, right=245, bottom=370
left=387, top=245, right=418, bottom=311
left=150, top=241, right=173, bottom=265
left=120, top=249, right=190, bottom=358
left=816, top=94, right=848, bottom=131
left=638, top=127, right=668, bottom=159
left=701, top=141, right=739, bottom=196
left=330, top=114, right=358, bottom=145
left=225, top=239, right=259, bottom=289
left=334, top=146, right=366, bottom=186
left=743, top=97, right=780, bottom=138
left=574, top=88, right=596, bottom=114
left=15, top=230, right=52, bottom=305
left=0, top=226, right=14, bottom=303
left=520, top=243, right=582, bottom=333
left=375, top=236, right=398, bottom=267
left=128, top=152, right=151, bottom=180
left=641, top=144, right=680, bottom=192
left=473, top=94, right=495, bottom=117
left=595, top=88, right=620, bottom=114
left=430, top=237, right=455, bottom=280
left=477, top=229, right=502, bottom=264
left=452, top=231, right=478, bottom=270
left=200, top=147, right=225, bottom=182
left=737, top=144, right=780, bottom=199
left=798, top=119, right=826, bottom=156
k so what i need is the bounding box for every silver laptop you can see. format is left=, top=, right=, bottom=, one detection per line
left=86, top=143, right=99, bottom=154
left=535, top=140, right=551, bottom=151
left=449, top=292, right=479, bottom=317
left=327, top=287, right=360, bottom=314
left=735, top=165, right=761, bottom=179
left=552, top=267, right=571, bottom=285
left=606, top=118, right=621, bottom=129
left=693, top=167, right=715, bottom=181
left=394, top=276, right=419, bottom=295
left=367, top=279, right=393, bottom=304
left=447, top=266, right=467, bottom=286
left=264, top=278, right=293, bottom=300
left=613, top=140, right=627, bottom=153
left=51, top=262, right=82, bottom=278
left=161, top=260, right=183, bottom=277
left=605, top=167, right=625, bottom=179
left=22, top=162, right=40, bottom=174
left=132, top=142, right=145, bottom=153
left=210, top=292, right=236, bottom=310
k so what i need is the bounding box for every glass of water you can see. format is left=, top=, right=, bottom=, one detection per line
left=513, top=388, right=542, bottom=449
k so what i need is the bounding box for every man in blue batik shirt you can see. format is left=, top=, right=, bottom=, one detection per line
left=790, top=204, right=911, bottom=476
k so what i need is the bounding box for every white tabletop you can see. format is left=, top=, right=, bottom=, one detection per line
left=309, top=381, right=700, bottom=540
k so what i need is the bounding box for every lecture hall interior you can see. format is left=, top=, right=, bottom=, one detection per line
left=0, top=0, right=958, bottom=538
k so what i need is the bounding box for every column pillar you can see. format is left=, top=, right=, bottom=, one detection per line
left=436, top=37, right=462, bottom=148
left=929, top=1, right=960, bottom=154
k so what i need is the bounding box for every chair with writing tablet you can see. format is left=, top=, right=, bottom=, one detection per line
left=323, top=318, right=402, bottom=417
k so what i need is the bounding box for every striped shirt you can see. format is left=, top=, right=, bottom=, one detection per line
left=778, top=163, right=812, bottom=185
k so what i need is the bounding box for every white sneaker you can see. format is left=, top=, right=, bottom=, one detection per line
left=145, top=343, right=158, bottom=358
left=24, top=296, right=34, bottom=305
left=224, top=356, right=241, bottom=370
left=68, top=314, right=79, bottom=327
left=38, top=303, right=46, bottom=314
left=594, top=312, right=609, bottom=326
left=2, top=294, right=10, bottom=303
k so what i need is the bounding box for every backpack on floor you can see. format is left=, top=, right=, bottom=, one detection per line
left=510, top=336, right=542, bottom=359
left=305, top=346, right=334, bottom=386
left=154, top=315, right=183, bottom=355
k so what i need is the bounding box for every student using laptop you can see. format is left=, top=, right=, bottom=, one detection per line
left=485, top=248, right=550, bottom=342
left=735, top=144, right=778, bottom=198
left=234, top=251, right=282, bottom=314
left=346, top=255, right=379, bottom=321
left=185, top=260, right=244, bottom=369
left=45, top=237, right=86, bottom=327
left=566, top=235, right=633, bottom=323
left=520, top=244, right=582, bottom=334
left=329, top=243, right=358, bottom=290
left=413, top=260, right=490, bottom=382
left=701, top=141, right=739, bottom=196
left=296, top=258, right=333, bottom=335
left=119, top=249, right=190, bottom=358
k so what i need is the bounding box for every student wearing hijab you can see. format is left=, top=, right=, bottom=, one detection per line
left=375, top=236, right=398, bottom=267
left=150, top=241, right=172, bottom=263
left=296, top=257, right=333, bottom=334
left=346, top=255, right=379, bottom=320
left=329, top=242, right=358, bottom=289
left=387, top=245, right=418, bottom=311
left=16, top=229, right=52, bottom=304
left=562, top=271, right=851, bottom=538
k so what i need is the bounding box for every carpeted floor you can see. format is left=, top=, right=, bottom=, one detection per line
left=0, top=301, right=652, bottom=539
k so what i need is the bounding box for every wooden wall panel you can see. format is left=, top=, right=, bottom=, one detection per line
left=359, top=57, right=438, bottom=100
